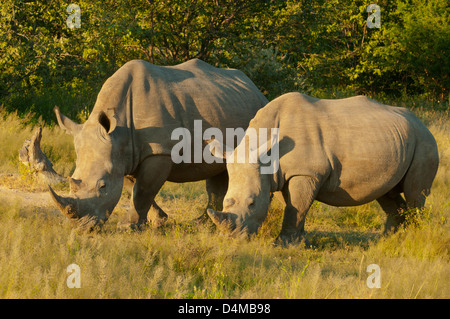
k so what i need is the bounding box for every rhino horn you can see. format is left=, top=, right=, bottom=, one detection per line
left=48, top=185, right=80, bottom=219
left=54, top=106, right=83, bottom=136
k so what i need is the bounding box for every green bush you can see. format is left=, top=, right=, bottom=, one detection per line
left=1, top=0, right=448, bottom=124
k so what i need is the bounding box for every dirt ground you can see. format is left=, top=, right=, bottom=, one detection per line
left=0, top=185, right=53, bottom=209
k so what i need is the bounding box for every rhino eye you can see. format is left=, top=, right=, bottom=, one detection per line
left=246, top=198, right=255, bottom=207
left=97, top=180, right=106, bottom=190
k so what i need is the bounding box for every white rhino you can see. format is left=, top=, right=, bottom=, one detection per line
left=49, top=59, right=268, bottom=229
left=207, top=92, right=439, bottom=244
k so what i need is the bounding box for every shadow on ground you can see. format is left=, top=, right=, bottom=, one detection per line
left=307, top=229, right=381, bottom=250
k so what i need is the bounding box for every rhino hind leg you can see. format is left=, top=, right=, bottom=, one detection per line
left=389, top=137, right=439, bottom=231
left=401, top=149, right=439, bottom=210
left=377, top=192, right=407, bottom=234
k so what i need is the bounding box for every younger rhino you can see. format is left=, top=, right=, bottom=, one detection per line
left=207, top=92, right=439, bottom=244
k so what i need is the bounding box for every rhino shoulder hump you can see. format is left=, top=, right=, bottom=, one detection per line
left=174, top=58, right=218, bottom=72
left=121, top=59, right=152, bottom=71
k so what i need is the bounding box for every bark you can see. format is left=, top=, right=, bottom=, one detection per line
left=18, top=127, right=65, bottom=185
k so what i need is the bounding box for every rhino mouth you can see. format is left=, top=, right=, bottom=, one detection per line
left=76, top=215, right=105, bottom=232
left=207, top=208, right=265, bottom=236
left=206, top=208, right=251, bottom=235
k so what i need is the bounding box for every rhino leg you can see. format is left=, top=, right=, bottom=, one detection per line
left=195, top=170, right=229, bottom=222
left=118, top=156, right=172, bottom=230
left=119, top=175, right=168, bottom=228
left=380, top=138, right=439, bottom=234
left=377, top=192, right=407, bottom=234
left=402, top=144, right=438, bottom=209
left=147, top=201, right=168, bottom=228
left=276, top=176, right=319, bottom=247
left=119, top=201, right=167, bottom=231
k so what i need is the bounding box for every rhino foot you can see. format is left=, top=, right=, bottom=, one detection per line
left=117, top=221, right=148, bottom=232
left=274, top=232, right=312, bottom=248
left=117, top=214, right=168, bottom=231
left=147, top=204, right=168, bottom=228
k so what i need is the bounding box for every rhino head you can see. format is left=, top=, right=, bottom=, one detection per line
left=49, top=106, right=127, bottom=229
left=207, top=162, right=272, bottom=235
left=206, top=131, right=278, bottom=235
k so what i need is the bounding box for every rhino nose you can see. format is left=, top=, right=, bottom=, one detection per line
left=224, top=198, right=235, bottom=208
left=69, top=177, right=82, bottom=192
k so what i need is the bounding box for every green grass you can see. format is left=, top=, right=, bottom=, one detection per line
left=0, top=103, right=448, bottom=299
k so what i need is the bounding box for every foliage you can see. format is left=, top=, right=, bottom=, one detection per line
left=0, top=0, right=449, bottom=123
left=353, top=0, right=450, bottom=100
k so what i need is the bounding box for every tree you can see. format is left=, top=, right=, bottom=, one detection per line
left=0, top=0, right=447, bottom=124
left=353, top=0, right=450, bottom=99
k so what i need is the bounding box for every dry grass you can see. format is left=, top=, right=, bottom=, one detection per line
left=0, top=106, right=448, bottom=299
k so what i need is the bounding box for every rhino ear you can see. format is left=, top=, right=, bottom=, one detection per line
left=205, top=138, right=234, bottom=160
left=54, top=106, right=83, bottom=136
left=98, top=108, right=117, bottom=134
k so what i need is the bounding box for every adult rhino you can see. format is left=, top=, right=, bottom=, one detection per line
left=207, top=92, right=439, bottom=244
left=49, top=59, right=268, bottom=229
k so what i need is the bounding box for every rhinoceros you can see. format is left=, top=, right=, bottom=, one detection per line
left=207, top=92, right=439, bottom=244
left=49, top=59, right=268, bottom=229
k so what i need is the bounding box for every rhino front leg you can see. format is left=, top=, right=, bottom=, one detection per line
left=276, top=176, right=320, bottom=246
left=118, top=156, right=172, bottom=230
left=194, top=170, right=229, bottom=222
left=206, top=170, right=229, bottom=211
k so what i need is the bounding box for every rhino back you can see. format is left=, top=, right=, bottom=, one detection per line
left=252, top=92, right=423, bottom=205
left=92, top=59, right=268, bottom=157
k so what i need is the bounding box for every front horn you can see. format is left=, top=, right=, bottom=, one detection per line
left=48, top=185, right=80, bottom=219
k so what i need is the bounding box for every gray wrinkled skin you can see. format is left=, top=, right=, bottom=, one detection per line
left=207, top=92, right=439, bottom=245
left=49, top=59, right=268, bottom=230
